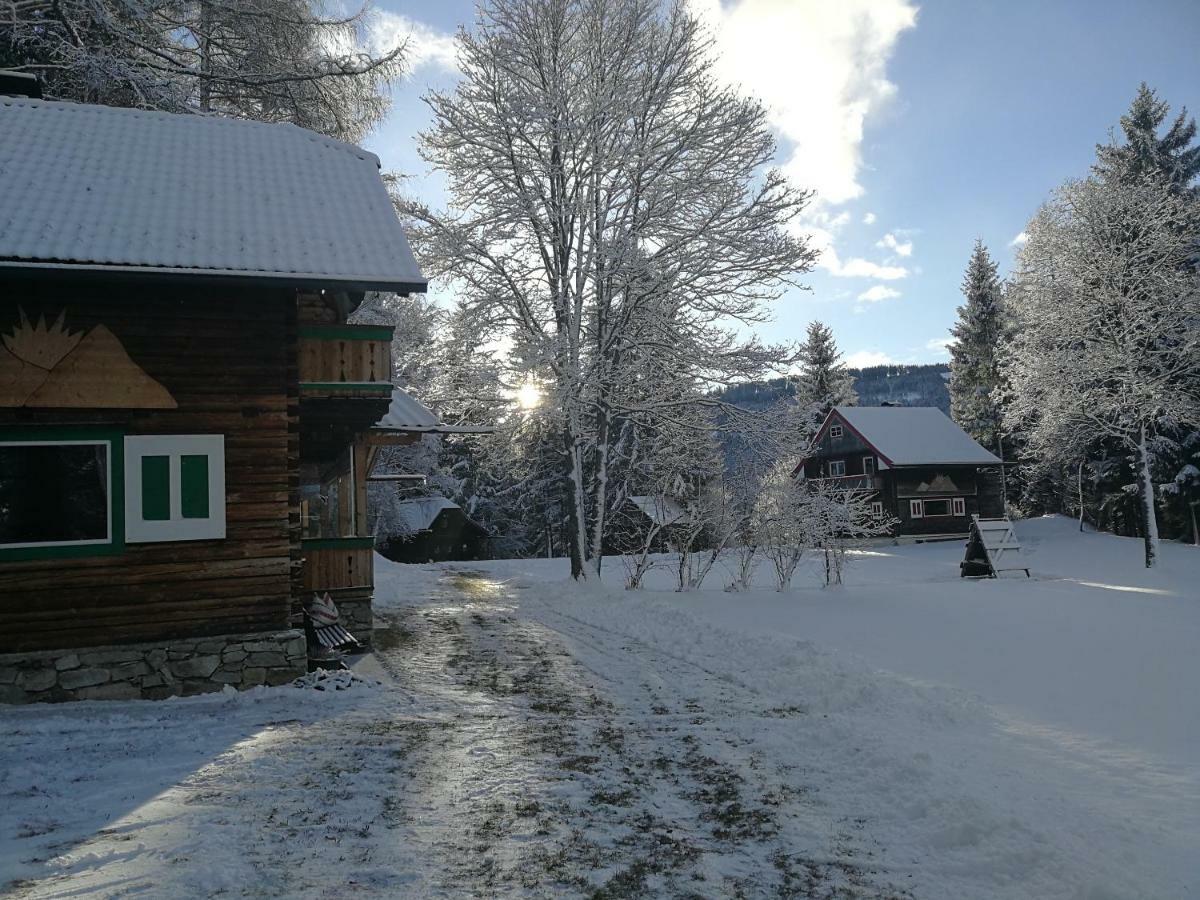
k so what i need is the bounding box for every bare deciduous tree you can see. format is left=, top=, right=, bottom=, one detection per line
left=2, top=0, right=404, bottom=141
left=407, top=0, right=815, bottom=579
left=1004, top=174, right=1200, bottom=568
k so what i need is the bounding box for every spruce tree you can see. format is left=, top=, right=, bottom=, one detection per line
left=1094, top=83, right=1200, bottom=194
left=794, top=321, right=857, bottom=425
left=948, top=240, right=1006, bottom=454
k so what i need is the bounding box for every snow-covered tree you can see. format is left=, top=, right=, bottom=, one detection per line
left=1094, top=83, right=1200, bottom=194
left=793, top=321, right=856, bottom=426
left=752, top=461, right=810, bottom=590
left=805, top=479, right=894, bottom=587
left=948, top=241, right=1006, bottom=454
left=407, top=0, right=816, bottom=579
left=1, top=0, right=403, bottom=142
left=1004, top=173, right=1200, bottom=567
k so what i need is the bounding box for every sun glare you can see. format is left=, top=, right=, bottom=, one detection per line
left=516, top=381, right=543, bottom=410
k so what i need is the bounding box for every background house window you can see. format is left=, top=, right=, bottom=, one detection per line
left=829, top=424, right=844, bottom=439
left=863, top=456, right=876, bottom=475
left=910, top=499, right=923, bottom=518
left=870, top=501, right=883, bottom=516
left=829, top=460, right=846, bottom=477
left=125, top=435, right=225, bottom=542
left=953, top=497, right=966, bottom=516
left=922, top=499, right=951, bottom=516
left=0, top=435, right=120, bottom=557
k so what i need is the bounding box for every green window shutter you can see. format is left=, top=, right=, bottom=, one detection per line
left=180, top=454, right=210, bottom=519
left=141, top=455, right=171, bottom=521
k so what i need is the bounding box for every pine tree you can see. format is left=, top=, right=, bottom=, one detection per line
left=794, top=321, right=856, bottom=425
left=948, top=241, right=1006, bottom=454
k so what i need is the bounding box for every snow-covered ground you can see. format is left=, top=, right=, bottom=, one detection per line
left=1, top=517, right=1197, bottom=898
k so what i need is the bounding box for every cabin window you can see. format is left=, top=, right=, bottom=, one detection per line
left=870, top=501, right=884, bottom=516
left=952, top=497, right=966, bottom=516
left=921, top=499, right=952, bottom=517
left=829, top=424, right=843, bottom=439
left=0, top=431, right=123, bottom=559
left=909, top=499, right=923, bottom=518
left=300, top=447, right=358, bottom=540
left=828, top=460, right=846, bottom=477
left=124, top=435, right=225, bottom=542
left=863, top=456, right=875, bottom=475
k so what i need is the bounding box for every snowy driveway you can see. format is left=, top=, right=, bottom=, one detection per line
left=369, top=569, right=905, bottom=897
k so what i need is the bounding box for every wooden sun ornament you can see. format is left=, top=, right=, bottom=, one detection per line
left=3, top=308, right=83, bottom=370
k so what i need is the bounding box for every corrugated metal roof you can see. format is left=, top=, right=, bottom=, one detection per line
left=832, top=406, right=1001, bottom=466
left=0, top=98, right=426, bottom=291
left=373, top=386, right=494, bottom=435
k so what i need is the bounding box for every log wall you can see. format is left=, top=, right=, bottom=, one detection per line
left=0, top=278, right=297, bottom=653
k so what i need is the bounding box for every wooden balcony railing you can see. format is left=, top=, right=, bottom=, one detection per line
left=809, top=474, right=881, bottom=492
left=299, top=324, right=394, bottom=399
left=301, top=537, right=374, bottom=596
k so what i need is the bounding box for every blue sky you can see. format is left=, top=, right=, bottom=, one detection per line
left=363, top=0, right=1200, bottom=368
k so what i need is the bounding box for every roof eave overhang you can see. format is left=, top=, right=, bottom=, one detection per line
left=371, top=425, right=495, bottom=436
left=0, top=260, right=428, bottom=295
left=887, top=459, right=1002, bottom=467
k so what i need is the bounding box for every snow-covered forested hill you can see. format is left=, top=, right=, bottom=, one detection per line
left=717, top=363, right=951, bottom=417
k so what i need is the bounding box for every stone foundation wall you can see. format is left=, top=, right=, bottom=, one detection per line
left=336, top=597, right=373, bottom=646
left=0, top=629, right=307, bottom=704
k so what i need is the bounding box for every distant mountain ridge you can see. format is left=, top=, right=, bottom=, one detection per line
left=718, top=363, right=952, bottom=416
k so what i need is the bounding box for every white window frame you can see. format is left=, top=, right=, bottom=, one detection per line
left=828, top=460, right=846, bottom=477
left=920, top=498, right=953, bottom=517
left=829, top=424, right=843, bottom=439
left=910, top=499, right=923, bottom=518
left=952, top=497, right=966, bottom=517
left=125, top=435, right=226, bottom=543
left=862, top=456, right=875, bottom=476
left=0, top=437, right=115, bottom=551
left=870, top=501, right=883, bottom=516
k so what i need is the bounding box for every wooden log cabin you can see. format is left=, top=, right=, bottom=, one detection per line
left=0, top=92, right=425, bottom=701
left=796, top=406, right=1005, bottom=538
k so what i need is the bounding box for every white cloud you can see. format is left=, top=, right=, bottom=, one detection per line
left=845, top=350, right=893, bottom=368
left=858, top=285, right=901, bottom=303
left=823, top=251, right=909, bottom=280
left=690, top=0, right=917, bottom=207
left=862, top=212, right=877, bottom=225
left=369, top=11, right=458, bottom=72
left=876, top=232, right=913, bottom=257
left=1010, top=231, right=1029, bottom=247
left=925, top=336, right=954, bottom=356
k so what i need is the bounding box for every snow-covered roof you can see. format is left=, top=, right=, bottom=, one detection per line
left=395, top=496, right=459, bottom=533
left=830, top=406, right=1001, bottom=466
left=0, top=98, right=426, bottom=292
left=629, top=495, right=688, bottom=526
left=373, top=386, right=495, bottom=435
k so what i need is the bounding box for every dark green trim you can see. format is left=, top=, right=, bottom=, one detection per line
left=298, top=325, right=395, bottom=341
left=141, top=455, right=171, bottom=521
left=180, top=454, right=210, bottom=519
left=0, top=427, right=125, bottom=562
left=299, top=382, right=393, bottom=394
left=302, top=536, right=377, bottom=550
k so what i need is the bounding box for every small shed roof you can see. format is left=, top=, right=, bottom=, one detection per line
left=829, top=406, right=1000, bottom=466
left=628, top=495, right=688, bottom=526
left=395, top=496, right=460, bottom=534
left=0, top=98, right=425, bottom=292
left=373, top=387, right=494, bottom=435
